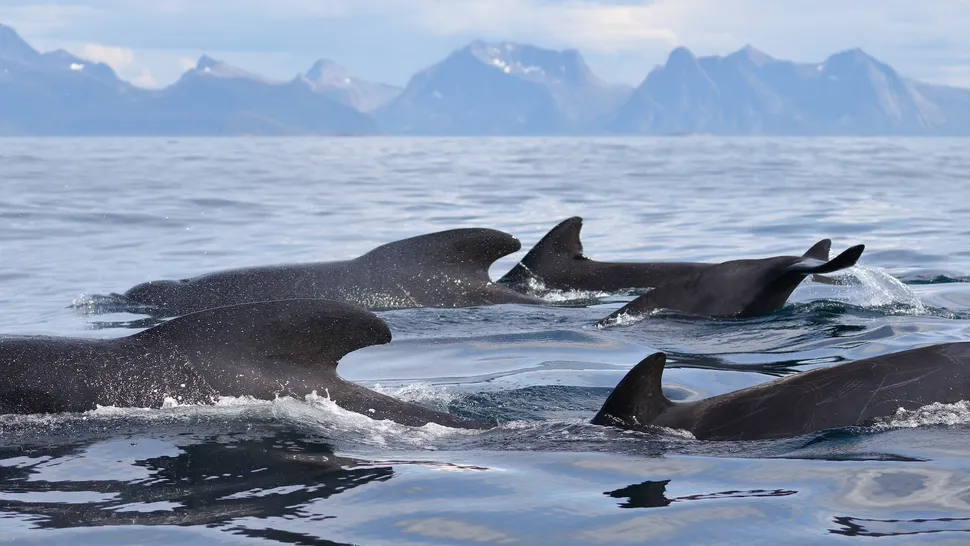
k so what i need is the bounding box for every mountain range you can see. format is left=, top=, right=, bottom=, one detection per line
left=2, top=22, right=970, bottom=136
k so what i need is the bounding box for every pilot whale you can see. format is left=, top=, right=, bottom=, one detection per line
left=499, top=216, right=842, bottom=294
left=116, top=228, right=544, bottom=316
left=593, top=347, right=970, bottom=441
left=598, top=240, right=865, bottom=323
left=3, top=300, right=965, bottom=442
left=0, top=298, right=482, bottom=427
left=498, top=217, right=714, bottom=293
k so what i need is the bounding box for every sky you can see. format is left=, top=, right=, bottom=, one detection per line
left=2, top=0, right=969, bottom=90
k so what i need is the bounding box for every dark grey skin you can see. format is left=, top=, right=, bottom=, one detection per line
left=0, top=299, right=485, bottom=429
left=498, top=217, right=714, bottom=293
left=118, top=228, right=544, bottom=316
left=498, top=216, right=842, bottom=294
left=593, top=347, right=970, bottom=441
left=4, top=299, right=964, bottom=441
left=598, top=240, right=865, bottom=324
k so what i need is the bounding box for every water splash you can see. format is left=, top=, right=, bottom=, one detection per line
left=518, top=276, right=617, bottom=305
left=845, top=266, right=926, bottom=313
left=878, top=400, right=970, bottom=430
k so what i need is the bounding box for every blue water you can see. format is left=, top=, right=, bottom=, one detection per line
left=3, top=137, right=970, bottom=544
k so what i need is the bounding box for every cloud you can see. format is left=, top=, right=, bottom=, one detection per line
left=67, top=43, right=163, bottom=88
left=78, top=43, right=134, bottom=70
left=128, top=68, right=158, bottom=88
left=406, top=1, right=681, bottom=52
left=177, top=57, right=197, bottom=71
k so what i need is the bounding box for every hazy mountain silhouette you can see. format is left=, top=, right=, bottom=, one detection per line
left=378, top=41, right=630, bottom=135
left=3, top=22, right=970, bottom=136
left=299, top=58, right=401, bottom=112
left=0, top=24, right=375, bottom=135
left=607, top=45, right=961, bottom=135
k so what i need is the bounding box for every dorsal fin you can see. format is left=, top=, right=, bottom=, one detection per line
left=497, top=217, right=585, bottom=286
left=362, top=228, right=521, bottom=278
left=802, top=239, right=831, bottom=261
left=129, top=299, right=391, bottom=368
left=790, top=244, right=865, bottom=275
left=526, top=216, right=586, bottom=261
left=592, top=353, right=673, bottom=429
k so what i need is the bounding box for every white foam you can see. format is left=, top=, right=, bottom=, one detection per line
left=879, top=400, right=970, bottom=430
left=520, top=276, right=613, bottom=303
left=372, top=382, right=461, bottom=411
left=0, top=392, right=481, bottom=451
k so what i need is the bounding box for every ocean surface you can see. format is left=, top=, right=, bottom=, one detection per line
left=3, top=137, right=970, bottom=545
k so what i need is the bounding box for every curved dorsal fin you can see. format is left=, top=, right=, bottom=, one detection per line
left=497, top=217, right=585, bottom=286
left=130, top=299, right=391, bottom=368
left=791, top=244, right=865, bottom=275
left=592, top=353, right=673, bottom=429
left=802, top=239, right=831, bottom=261
left=362, top=228, right=522, bottom=279
left=526, top=216, right=586, bottom=262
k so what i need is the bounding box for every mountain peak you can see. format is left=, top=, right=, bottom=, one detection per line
left=821, top=47, right=884, bottom=73
left=191, top=55, right=267, bottom=81
left=666, top=46, right=697, bottom=65
left=460, top=40, right=601, bottom=87
left=825, top=47, right=877, bottom=65
left=0, top=21, right=41, bottom=63
left=306, top=58, right=353, bottom=85
left=195, top=55, right=220, bottom=70
left=662, top=46, right=700, bottom=73
left=729, top=44, right=773, bottom=66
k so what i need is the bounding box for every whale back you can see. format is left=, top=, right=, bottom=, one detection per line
left=129, top=298, right=392, bottom=371
left=599, top=241, right=865, bottom=321
left=594, top=344, right=970, bottom=441
left=498, top=217, right=713, bottom=292
left=359, top=227, right=522, bottom=283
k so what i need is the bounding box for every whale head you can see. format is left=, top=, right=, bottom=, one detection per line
left=123, top=279, right=188, bottom=309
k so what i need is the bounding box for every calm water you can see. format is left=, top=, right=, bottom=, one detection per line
left=3, top=137, right=970, bottom=544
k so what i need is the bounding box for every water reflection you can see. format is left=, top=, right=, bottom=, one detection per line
left=0, top=428, right=393, bottom=544
left=831, top=516, right=970, bottom=538
left=605, top=479, right=797, bottom=509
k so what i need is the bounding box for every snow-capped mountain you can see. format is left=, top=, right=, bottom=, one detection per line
left=0, top=24, right=376, bottom=136
left=300, top=59, right=401, bottom=112
left=378, top=41, right=629, bottom=134
left=147, top=56, right=377, bottom=135
left=4, top=20, right=970, bottom=136
left=609, top=45, right=951, bottom=135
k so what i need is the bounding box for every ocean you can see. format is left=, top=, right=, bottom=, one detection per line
left=2, top=136, right=970, bottom=544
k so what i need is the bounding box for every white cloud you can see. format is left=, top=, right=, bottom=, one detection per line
left=177, top=57, right=197, bottom=71
left=129, top=67, right=158, bottom=88
left=78, top=43, right=135, bottom=71
left=62, top=43, right=164, bottom=88
left=408, top=1, right=682, bottom=52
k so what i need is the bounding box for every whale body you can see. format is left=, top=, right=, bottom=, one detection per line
left=117, top=228, right=544, bottom=316
left=598, top=240, right=865, bottom=323
left=593, top=347, right=970, bottom=441
left=0, top=298, right=485, bottom=428
left=498, top=217, right=714, bottom=293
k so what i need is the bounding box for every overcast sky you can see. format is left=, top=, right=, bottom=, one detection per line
left=2, top=1, right=969, bottom=89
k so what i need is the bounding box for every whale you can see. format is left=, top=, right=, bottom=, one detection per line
left=4, top=300, right=964, bottom=442
left=0, top=298, right=485, bottom=427
left=498, top=217, right=714, bottom=293
left=498, top=216, right=842, bottom=294
left=593, top=346, right=970, bottom=441
left=598, top=240, right=865, bottom=323
left=115, top=228, right=544, bottom=316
